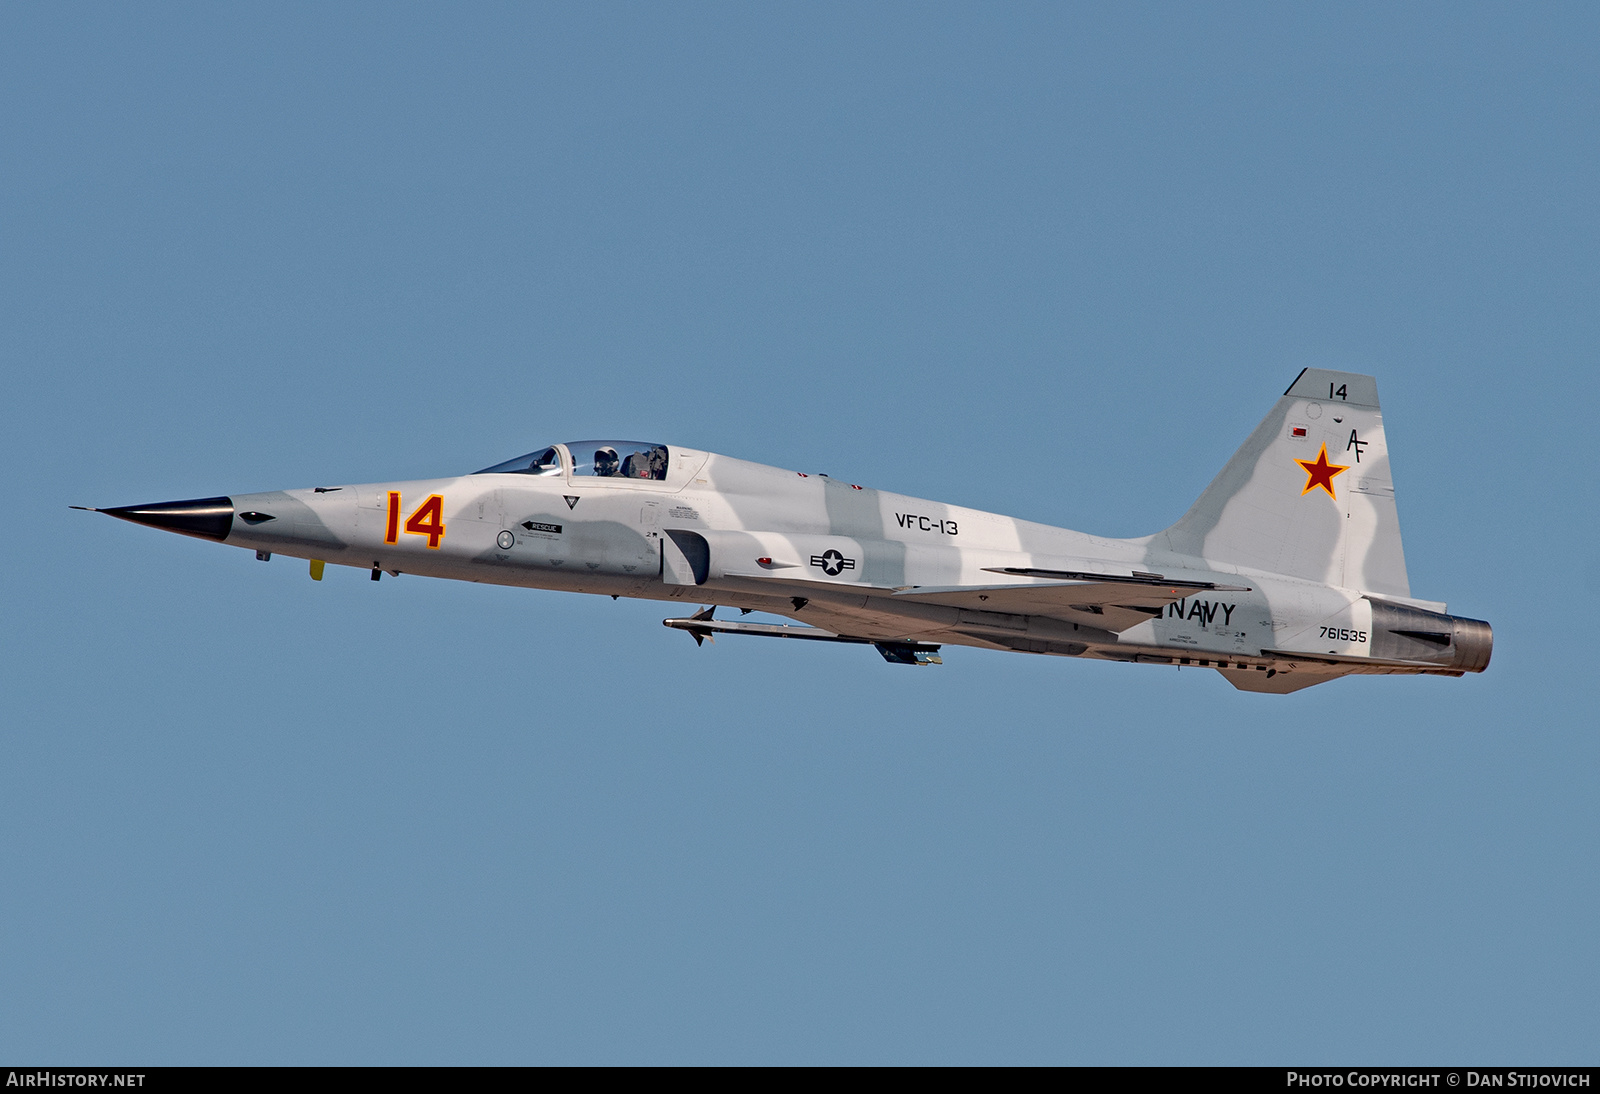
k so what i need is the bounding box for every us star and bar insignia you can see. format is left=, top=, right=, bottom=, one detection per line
left=1295, top=443, right=1349, bottom=499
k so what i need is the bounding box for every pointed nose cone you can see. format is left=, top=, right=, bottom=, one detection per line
left=96, top=496, right=235, bottom=541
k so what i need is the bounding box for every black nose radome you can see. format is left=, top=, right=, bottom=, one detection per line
left=88, top=497, right=235, bottom=541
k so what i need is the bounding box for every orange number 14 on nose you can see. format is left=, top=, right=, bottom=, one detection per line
left=385, top=492, right=446, bottom=549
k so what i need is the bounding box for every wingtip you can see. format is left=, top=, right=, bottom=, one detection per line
left=68, top=505, right=99, bottom=512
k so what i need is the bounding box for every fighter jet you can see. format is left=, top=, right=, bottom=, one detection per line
left=79, top=369, right=1490, bottom=693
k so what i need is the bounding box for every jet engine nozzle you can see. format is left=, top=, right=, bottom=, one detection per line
left=1448, top=615, right=1493, bottom=674
left=1367, top=598, right=1493, bottom=674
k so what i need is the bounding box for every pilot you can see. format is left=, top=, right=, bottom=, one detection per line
left=593, top=446, right=619, bottom=477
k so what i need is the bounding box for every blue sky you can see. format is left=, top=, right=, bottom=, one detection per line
left=2, top=2, right=1594, bottom=1064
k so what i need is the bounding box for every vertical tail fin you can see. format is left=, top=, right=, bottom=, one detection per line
left=1152, top=369, right=1411, bottom=596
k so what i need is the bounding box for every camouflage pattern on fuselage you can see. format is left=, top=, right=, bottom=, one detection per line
left=94, top=369, right=1491, bottom=694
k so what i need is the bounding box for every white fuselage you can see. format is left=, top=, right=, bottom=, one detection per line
left=219, top=446, right=1472, bottom=687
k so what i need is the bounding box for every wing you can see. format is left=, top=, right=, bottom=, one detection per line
left=674, top=528, right=1251, bottom=638
left=888, top=568, right=1252, bottom=633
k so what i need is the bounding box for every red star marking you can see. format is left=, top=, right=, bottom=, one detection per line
left=1296, top=443, right=1349, bottom=499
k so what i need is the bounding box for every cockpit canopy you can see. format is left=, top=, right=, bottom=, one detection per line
left=476, top=445, right=564, bottom=476
left=474, top=440, right=669, bottom=481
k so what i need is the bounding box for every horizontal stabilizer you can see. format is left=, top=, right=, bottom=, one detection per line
left=1217, top=668, right=1347, bottom=694
left=1259, top=647, right=1451, bottom=670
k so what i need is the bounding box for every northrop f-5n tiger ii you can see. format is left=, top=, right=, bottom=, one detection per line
left=81, top=369, right=1490, bottom=693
